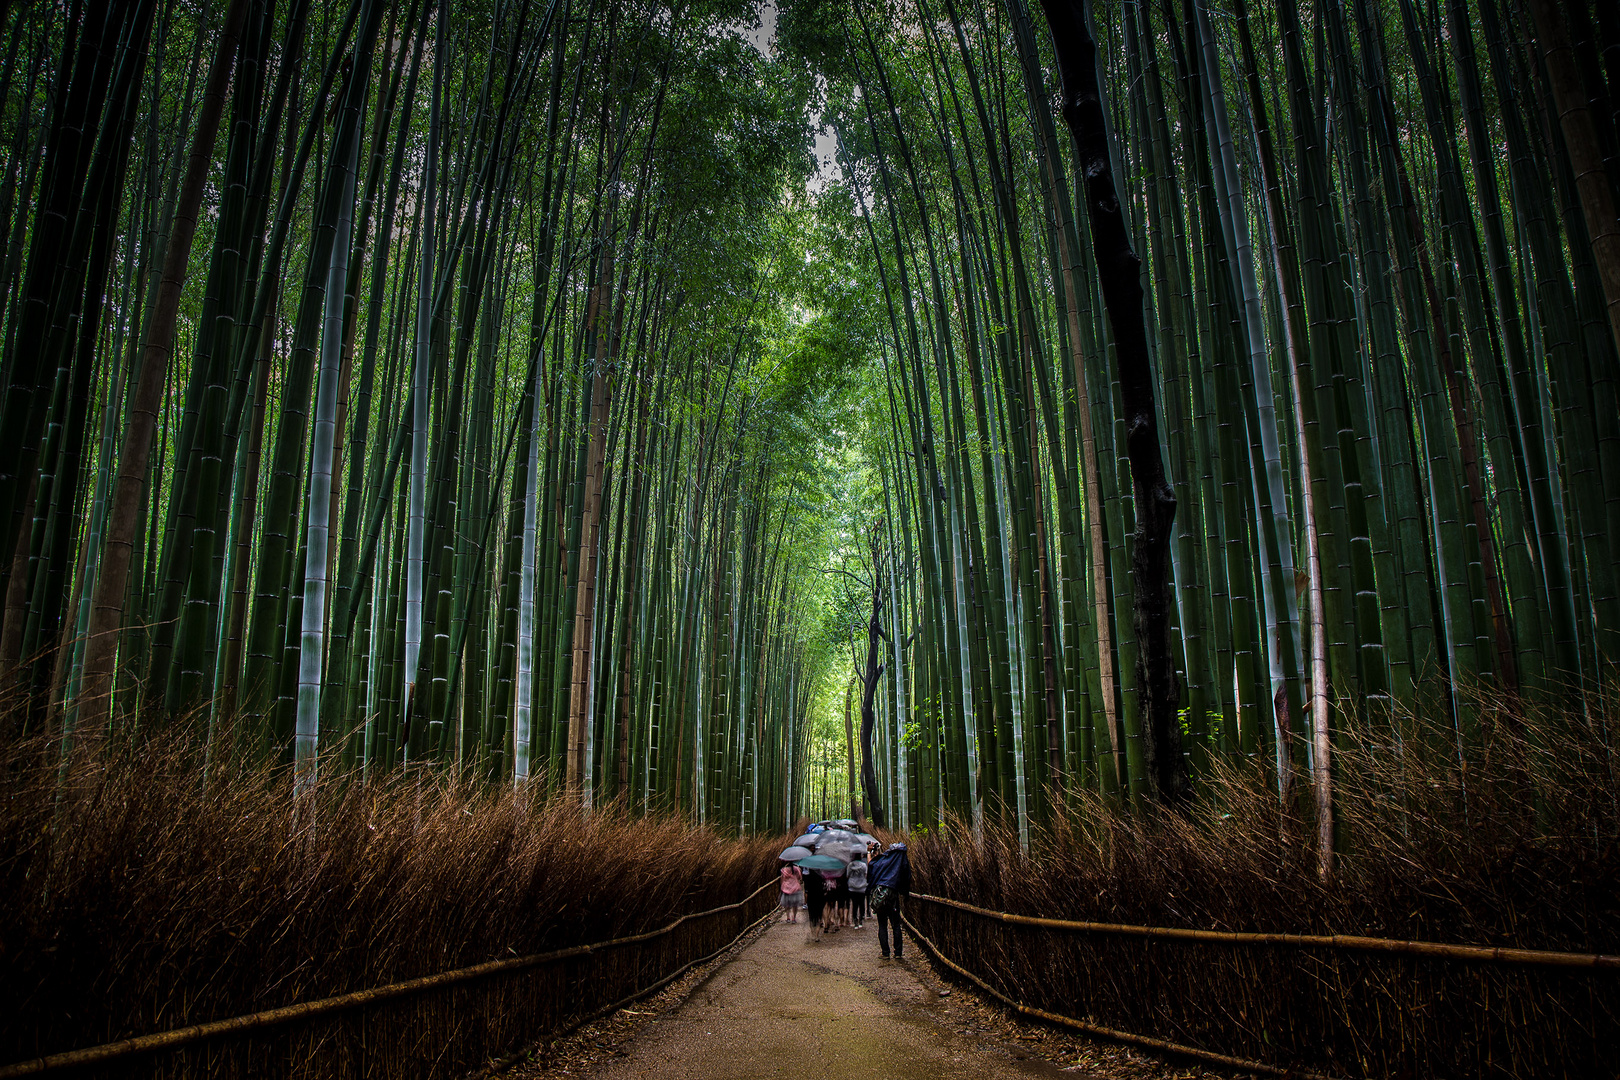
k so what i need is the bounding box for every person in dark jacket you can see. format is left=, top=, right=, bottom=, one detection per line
left=802, top=864, right=827, bottom=942
left=866, top=842, right=911, bottom=959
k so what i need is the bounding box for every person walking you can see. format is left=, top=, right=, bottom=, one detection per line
left=819, top=868, right=843, bottom=934
left=867, top=842, right=911, bottom=960
left=802, top=864, right=827, bottom=942
left=779, top=862, right=804, bottom=923
left=847, top=850, right=869, bottom=928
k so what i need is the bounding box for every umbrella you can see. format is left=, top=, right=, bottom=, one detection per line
left=807, top=823, right=828, bottom=833
left=815, top=830, right=865, bottom=858
left=833, top=819, right=860, bottom=830
left=778, top=845, right=814, bottom=861
left=796, top=854, right=849, bottom=871
left=857, top=833, right=879, bottom=847
left=792, top=833, right=819, bottom=848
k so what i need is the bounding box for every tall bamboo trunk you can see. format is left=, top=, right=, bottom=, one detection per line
left=1040, top=0, right=1188, bottom=805
left=567, top=219, right=615, bottom=804
left=75, top=0, right=249, bottom=739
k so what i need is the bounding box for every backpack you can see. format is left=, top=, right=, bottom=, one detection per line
left=847, top=860, right=868, bottom=891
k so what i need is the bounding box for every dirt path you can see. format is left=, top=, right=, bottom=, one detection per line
left=575, top=913, right=1067, bottom=1080
left=508, top=912, right=1252, bottom=1080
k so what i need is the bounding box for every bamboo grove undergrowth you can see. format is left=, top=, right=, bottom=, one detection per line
left=2, top=0, right=1619, bottom=857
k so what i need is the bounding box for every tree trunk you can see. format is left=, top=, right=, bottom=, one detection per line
left=859, top=569, right=888, bottom=828
left=1037, top=0, right=1188, bottom=806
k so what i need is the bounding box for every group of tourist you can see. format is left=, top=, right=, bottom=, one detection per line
left=778, top=825, right=912, bottom=960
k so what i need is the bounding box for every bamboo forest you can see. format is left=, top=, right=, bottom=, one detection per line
left=2, top=0, right=1619, bottom=1075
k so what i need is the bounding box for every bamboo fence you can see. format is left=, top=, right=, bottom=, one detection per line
left=0, top=881, right=779, bottom=1080
left=904, top=892, right=1620, bottom=1078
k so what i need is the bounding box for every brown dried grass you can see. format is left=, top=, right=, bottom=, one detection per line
left=906, top=697, right=1620, bottom=1078
left=0, top=728, right=782, bottom=1076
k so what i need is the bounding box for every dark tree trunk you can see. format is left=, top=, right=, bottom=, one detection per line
left=1037, top=0, right=1189, bottom=806
left=858, top=554, right=888, bottom=827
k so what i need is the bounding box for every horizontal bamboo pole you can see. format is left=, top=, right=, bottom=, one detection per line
left=898, top=910, right=1342, bottom=1080
left=912, top=892, right=1620, bottom=969
left=0, top=879, right=777, bottom=1078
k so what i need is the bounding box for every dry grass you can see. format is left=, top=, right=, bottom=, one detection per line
left=906, top=699, right=1620, bottom=1078
left=0, top=729, right=782, bottom=1077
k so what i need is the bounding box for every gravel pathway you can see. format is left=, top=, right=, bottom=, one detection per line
left=577, top=913, right=1069, bottom=1080
left=507, top=912, right=1253, bottom=1080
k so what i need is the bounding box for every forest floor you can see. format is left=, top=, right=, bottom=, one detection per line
left=499, top=910, right=1258, bottom=1080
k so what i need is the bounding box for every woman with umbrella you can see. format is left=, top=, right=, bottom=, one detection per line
left=828, top=863, right=850, bottom=931
left=795, top=852, right=845, bottom=942
left=801, top=861, right=827, bottom=941
left=846, top=845, right=869, bottom=929
left=778, top=847, right=808, bottom=924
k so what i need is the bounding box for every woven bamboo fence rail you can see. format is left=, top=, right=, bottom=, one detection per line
left=905, top=892, right=1620, bottom=1078
left=0, top=880, right=779, bottom=1080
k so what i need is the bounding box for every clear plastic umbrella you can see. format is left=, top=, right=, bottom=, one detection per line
left=779, top=845, right=814, bottom=861
left=814, top=829, right=865, bottom=859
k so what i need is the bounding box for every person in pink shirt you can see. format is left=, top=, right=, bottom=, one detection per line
left=778, top=863, right=804, bottom=923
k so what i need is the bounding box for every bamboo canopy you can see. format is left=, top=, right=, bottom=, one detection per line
left=0, top=0, right=1616, bottom=844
